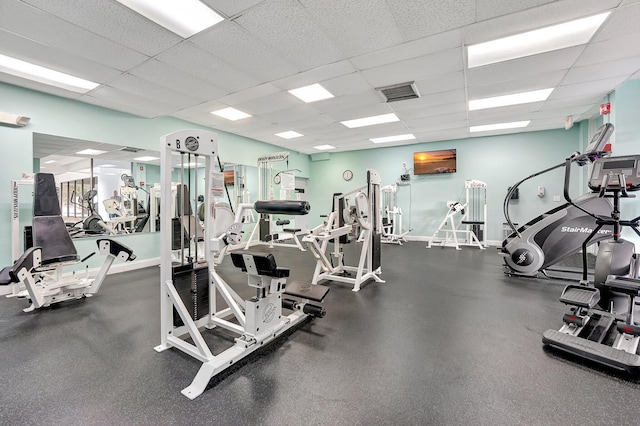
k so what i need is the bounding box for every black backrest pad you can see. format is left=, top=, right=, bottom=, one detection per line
left=33, top=216, right=78, bottom=264
left=34, top=173, right=62, bottom=216
left=230, top=252, right=278, bottom=276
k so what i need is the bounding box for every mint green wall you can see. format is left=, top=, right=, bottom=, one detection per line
left=609, top=79, right=640, bottom=245
left=307, top=126, right=584, bottom=242
left=0, top=82, right=310, bottom=266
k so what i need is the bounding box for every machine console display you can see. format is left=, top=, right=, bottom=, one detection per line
left=589, top=155, right=640, bottom=191
left=575, top=123, right=614, bottom=165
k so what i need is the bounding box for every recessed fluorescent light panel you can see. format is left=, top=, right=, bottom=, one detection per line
left=314, top=144, right=335, bottom=151
left=116, top=0, right=224, bottom=38
left=370, top=134, right=416, bottom=144
left=76, top=149, right=107, bottom=155
left=468, top=12, right=610, bottom=68
left=211, top=107, right=252, bottom=121
left=44, top=160, right=57, bottom=164
left=0, top=53, right=99, bottom=93
left=133, top=156, right=159, bottom=162
left=341, top=113, right=400, bottom=129
left=275, top=131, right=303, bottom=139
left=469, top=88, right=553, bottom=110
left=288, top=83, right=334, bottom=103
left=470, top=121, right=530, bottom=133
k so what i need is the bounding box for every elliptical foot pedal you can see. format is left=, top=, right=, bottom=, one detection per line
left=284, top=281, right=329, bottom=302
left=559, top=285, right=600, bottom=308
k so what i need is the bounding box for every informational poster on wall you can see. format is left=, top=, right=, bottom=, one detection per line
left=210, top=171, right=224, bottom=198
left=279, top=172, right=295, bottom=199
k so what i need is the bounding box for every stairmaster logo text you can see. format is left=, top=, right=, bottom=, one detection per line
left=560, top=226, right=612, bottom=235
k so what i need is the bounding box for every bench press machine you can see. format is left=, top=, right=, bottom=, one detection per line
left=0, top=173, right=136, bottom=312
left=154, top=130, right=329, bottom=399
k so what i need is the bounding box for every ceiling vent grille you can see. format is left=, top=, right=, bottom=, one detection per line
left=120, top=146, right=141, bottom=153
left=376, top=82, right=420, bottom=102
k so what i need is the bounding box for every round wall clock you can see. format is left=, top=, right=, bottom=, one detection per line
left=343, top=169, right=353, bottom=181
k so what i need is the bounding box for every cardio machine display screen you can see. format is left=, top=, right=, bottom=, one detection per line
left=602, top=159, right=636, bottom=169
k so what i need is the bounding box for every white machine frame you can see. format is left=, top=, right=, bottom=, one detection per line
left=427, top=179, right=487, bottom=250
left=154, top=130, right=326, bottom=399
left=303, top=169, right=385, bottom=292
left=381, top=183, right=410, bottom=245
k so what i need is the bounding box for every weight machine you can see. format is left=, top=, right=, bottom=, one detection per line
left=154, top=130, right=328, bottom=399
left=381, top=183, right=410, bottom=245
left=1, top=173, right=136, bottom=312
left=303, top=169, right=384, bottom=292
left=427, top=179, right=487, bottom=250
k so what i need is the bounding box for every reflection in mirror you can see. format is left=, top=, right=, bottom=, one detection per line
left=33, top=133, right=160, bottom=238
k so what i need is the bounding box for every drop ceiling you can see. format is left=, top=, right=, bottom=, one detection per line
left=2, top=0, right=640, bottom=154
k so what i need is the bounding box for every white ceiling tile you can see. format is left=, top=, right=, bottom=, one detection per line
left=260, top=105, right=324, bottom=125
left=235, top=92, right=300, bottom=116
left=324, top=103, right=397, bottom=123
left=551, top=76, right=628, bottom=99
left=156, top=42, right=258, bottom=93
left=0, top=73, right=83, bottom=100
left=128, top=60, right=227, bottom=101
left=190, top=21, right=300, bottom=83
left=349, top=30, right=462, bottom=70
left=574, top=33, right=640, bottom=66
left=413, top=72, right=465, bottom=96
left=410, top=119, right=469, bottom=133
left=387, top=0, right=476, bottom=41
left=0, top=29, right=122, bottom=82
left=298, top=0, right=403, bottom=58
left=21, top=0, right=181, bottom=56
left=0, top=0, right=148, bottom=71
left=468, top=103, right=544, bottom=123
left=202, top=0, right=264, bottom=18
left=562, top=57, right=640, bottom=85
left=593, top=3, right=640, bottom=42
left=310, top=92, right=383, bottom=114
left=80, top=95, right=159, bottom=118
left=467, top=71, right=567, bottom=99
left=463, top=0, right=620, bottom=45
left=281, top=114, right=336, bottom=132
left=404, top=112, right=468, bottom=128
left=466, top=46, right=585, bottom=87
left=271, top=61, right=357, bottom=91
left=321, top=73, right=374, bottom=97
left=235, top=0, right=345, bottom=70
left=108, top=74, right=202, bottom=110
left=79, top=86, right=175, bottom=117
left=390, top=99, right=467, bottom=120
left=218, top=83, right=281, bottom=106
left=476, top=0, right=557, bottom=22
left=360, top=48, right=463, bottom=88
left=539, top=95, right=604, bottom=113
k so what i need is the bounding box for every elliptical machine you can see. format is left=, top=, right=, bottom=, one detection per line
left=542, top=153, right=640, bottom=373
left=502, top=124, right=615, bottom=277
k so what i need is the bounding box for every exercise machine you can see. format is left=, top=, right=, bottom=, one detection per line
left=303, top=169, right=384, bottom=292
left=154, top=129, right=329, bottom=399
left=427, top=179, right=487, bottom=250
left=502, top=123, right=615, bottom=277
left=381, top=183, right=411, bottom=245
left=542, top=153, right=640, bottom=373
left=0, top=173, right=136, bottom=312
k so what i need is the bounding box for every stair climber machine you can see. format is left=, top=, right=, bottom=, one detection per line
left=502, top=123, right=615, bottom=278
left=542, top=153, right=640, bottom=373
left=154, top=130, right=329, bottom=399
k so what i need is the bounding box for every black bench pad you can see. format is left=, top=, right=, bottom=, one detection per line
left=284, top=281, right=329, bottom=302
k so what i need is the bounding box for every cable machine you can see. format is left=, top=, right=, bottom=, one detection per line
left=154, top=130, right=328, bottom=399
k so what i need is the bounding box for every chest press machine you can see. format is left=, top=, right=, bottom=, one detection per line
left=0, top=173, right=136, bottom=312
left=302, top=169, right=385, bottom=292
left=154, top=130, right=329, bottom=399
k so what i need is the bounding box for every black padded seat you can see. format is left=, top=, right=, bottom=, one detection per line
left=230, top=252, right=290, bottom=278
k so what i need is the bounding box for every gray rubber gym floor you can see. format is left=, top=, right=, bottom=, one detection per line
left=1, top=242, right=639, bottom=425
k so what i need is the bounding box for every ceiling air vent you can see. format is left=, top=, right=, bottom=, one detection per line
left=120, top=146, right=141, bottom=153
left=376, top=81, right=420, bottom=103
